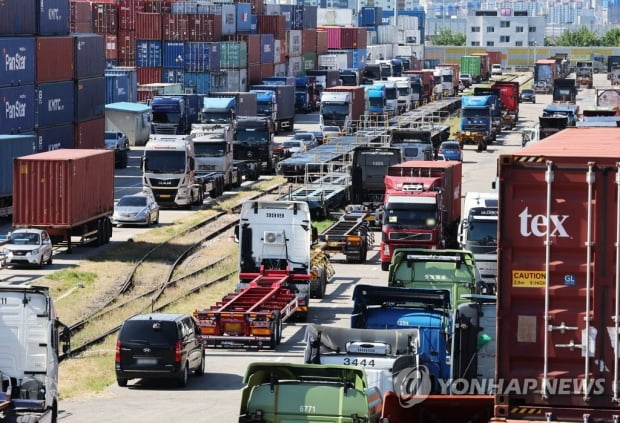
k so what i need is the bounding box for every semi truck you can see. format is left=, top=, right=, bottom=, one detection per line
left=471, top=52, right=491, bottom=81
left=338, top=68, right=361, bottom=86
left=377, top=80, right=398, bottom=118
left=538, top=103, right=579, bottom=139
left=305, top=69, right=341, bottom=99
left=472, top=87, right=503, bottom=137
left=142, top=134, right=207, bottom=207
left=534, top=59, right=557, bottom=90
left=380, top=160, right=462, bottom=270
left=239, top=362, right=382, bottom=423
left=150, top=94, right=205, bottom=135
left=364, top=83, right=388, bottom=122
left=320, top=86, right=366, bottom=133
left=233, top=116, right=276, bottom=176
left=460, top=55, right=484, bottom=83
left=250, top=84, right=295, bottom=134
left=575, top=63, right=594, bottom=88
left=294, top=76, right=319, bottom=113
left=0, top=135, right=35, bottom=218
left=403, top=70, right=434, bottom=106
left=387, top=76, right=413, bottom=113
left=0, top=284, right=71, bottom=423
left=193, top=200, right=334, bottom=348
left=199, top=92, right=257, bottom=124
left=491, top=81, right=520, bottom=130
left=455, top=95, right=496, bottom=152
left=12, top=149, right=115, bottom=253
left=437, top=63, right=460, bottom=96
left=552, top=78, right=577, bottom=103
left=494, top=127, right=620, bottom=422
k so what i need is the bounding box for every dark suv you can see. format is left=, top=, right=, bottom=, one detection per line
left=115, top=313, right=205, bottom=387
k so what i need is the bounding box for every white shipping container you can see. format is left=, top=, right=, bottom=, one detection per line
left=317, top=8, right=354, bottom=26
left=377, top=25, right=398, bottom=45
left=393, top=45, right=413, bottom=57
left=226, top=69, right=247, bottom=92
left=274, top=63, right=287, bottom=76
left=366, top=44, right=391, bottom=62
left=221, top=4, right=236, bottom=35
left=318, top=54, right=348, bottom=70
left=397, top=15, right=419, bottom=30
left=273, top=40, right=283, bottom=64
left=398, top=29, right=421, bottom=45
left=287, top=56, right=303, bottom=77
left=287, top=30, right=302, bottom=58
left=367, top=30, right=377, bottom=46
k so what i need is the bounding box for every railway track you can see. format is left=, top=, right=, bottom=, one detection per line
left=61, top=181, right=286, bottom=361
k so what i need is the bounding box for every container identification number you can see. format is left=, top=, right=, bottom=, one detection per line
left=342, top=358, right=375, bottom=367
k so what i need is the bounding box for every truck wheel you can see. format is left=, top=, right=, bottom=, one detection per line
left=360, top=243, right=368, bottom=264
left=269, top=311, right=282, bottom=348
left=120, top=151, right=128, bottom=169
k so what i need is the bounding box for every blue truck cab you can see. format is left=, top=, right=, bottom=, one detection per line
left=362, top=83, right=387, bottom=121
left=150, top=94, right=204, bottom=135
left=199, top=97, right=236, bottom=125
left=459, top=95, right=497, bottom=143
left=295, top=76, right=318, bottom=113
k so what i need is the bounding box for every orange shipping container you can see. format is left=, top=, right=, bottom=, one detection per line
left=316, top=30, right=328, bottom=55
left=105, top=34, right=118, bottom=60
left=12, top=149, right=114, bottom=229
left=301, top=29, right=316, bottom=54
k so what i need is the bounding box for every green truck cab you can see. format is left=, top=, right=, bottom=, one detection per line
left=239, top=362, right=382, bottom=423
left=387, top=248, right=485, bottom=308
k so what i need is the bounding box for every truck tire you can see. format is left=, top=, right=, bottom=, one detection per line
left=117, top=378, right=128, bottom=387
left=269, top=311, right=282, bottom=348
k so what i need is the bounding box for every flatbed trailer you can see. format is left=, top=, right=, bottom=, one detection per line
left=318, top=208, right=373, bottom=263
left=194, top=267, right=307, bottom=349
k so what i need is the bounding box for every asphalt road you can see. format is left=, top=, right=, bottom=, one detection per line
left=2, top=73, right=609, bottom=421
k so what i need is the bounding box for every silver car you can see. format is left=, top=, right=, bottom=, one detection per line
left=1, top=228, right=53, bottom=267
left=112, top=192, right=160, bottom=227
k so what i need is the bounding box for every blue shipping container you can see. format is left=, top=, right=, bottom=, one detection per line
left=105, top=75, right=131, bottom=104
left=162, top=68, right=184, bottom=84
left=260, top=34, right=274, bottom=64
left=302, top=6, right=317, bottom=29
left=105, top=67, right=138, bottom=103
left=0, top=38, right=36, bottom=88
left=0, top=85, right=36, bottom=134
left=37, top=0, right=69, bottom=35
left=184, top=42, right=220, bottom=72
left=183, top=72, right=211, bottom=94
left=36, top=81, right=75, bottom=127
left=163, top=41, right=185, bottom=69
left=136, top=40, right=163, bottom=68
left=0, top=0, right=36, bottom=35
left=351, top=49, right=367, bottom=70
left=291, top=5, right=304, bottom=30
left=0, top=135, right=36, bottom=199
left=73, top=33, right=106, bottom=79
left=250, top=15, right=258, bottom=34
left=236, top=3, right=252, bottom=32
left=75, top=77, right=105, bottom=122
left=359, top=7, right=382, bottom=26
left=171, top=0, right=197, bottom=14
left=35, top=124, right=73, bottom=152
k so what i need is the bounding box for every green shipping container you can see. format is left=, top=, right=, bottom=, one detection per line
left=301, top=52, right=316, bottom=76
left=460, top=55, right=482, bottom=80
left=219, top=41, right=248, bottom=69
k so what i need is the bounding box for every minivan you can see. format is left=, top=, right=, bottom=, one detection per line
left=115, top=313, right=205, bottom=387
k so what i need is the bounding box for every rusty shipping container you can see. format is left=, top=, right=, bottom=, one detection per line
left=12, top=149, right=114, bottom=230
left=136, top=12, right=163, bottom=40
left=189, top=14, right=222, bottom=42
left=105, top=34, right=118, bottom=60
left=162, top=13, right=190, bottom=41
left=117, top=31, right=137, bottom=66
left=36, top=36, right=74, bottom=83
left=258, top=15, right=286, bottom=41
left=301, top=29, right=317, bottom=54
left=496, top=127, right=620, bottom=421
left=316, top=30, right=328, bottom=55
left=92, top=3, right=118, bottom=35
left=118, top=0, right=146, bottom=31
left=70, top=1, right=92, bottom=33
left=136, top=67, right=162, bottom=85
left=74, top=118, right=105, bottom=149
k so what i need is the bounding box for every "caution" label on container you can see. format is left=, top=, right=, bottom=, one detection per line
left=512, top=270, right=546, bottom=287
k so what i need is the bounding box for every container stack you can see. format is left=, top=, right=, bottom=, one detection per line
left=0, top=0, right=105, bottom=153
left=317, top=26, right=368, bottom=71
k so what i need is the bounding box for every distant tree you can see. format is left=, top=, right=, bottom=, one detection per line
left=601, top=28, right=620, bottom=46
left=432, top=28, right=466, bottom=46
left=555, top=26, right=600, bottom=46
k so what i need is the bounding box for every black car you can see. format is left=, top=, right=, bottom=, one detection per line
left=519, top=88, right=536, bottom=103
left=115, top=313, right=205, bottom=387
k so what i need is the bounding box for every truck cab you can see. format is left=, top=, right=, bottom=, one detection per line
left=319, top=91, right=352, bottom=131
left=233, top=116, right=276, bottom=174
left=294, top=76, right=318, bottom=113
left=150, top=94, right=203, bottom=135
left=363, top=84, right=387, bottom=121
left=456, top=95, right=496, bottom=151
left=388, top=77, right=413, bottom=113
left=199, top=96, right=237, bottom=125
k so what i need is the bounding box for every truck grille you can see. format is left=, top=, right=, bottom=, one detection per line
left=198, top=164, right=217, bottom=171
left=148, top=178, right=181, bottom=187
left=463, top=124, right=488, bottom=131
left=389, top=232, right=432, bottom=241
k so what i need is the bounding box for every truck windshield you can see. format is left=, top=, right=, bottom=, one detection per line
left=462, top=109, right=489, bottom=119
left=235, top=131, right=267, bottom=143
left=384, top=202, right=438, bottom=229
left=397, top=87, right=410, bottom=96
left=194, top=141, right=226, bottom=157
left=340, top=75, right=357, bottom=85
left=151, top=112, right=180, bottom=124
left=200, top=112, right=229, bottom=124
left=369, top=97, right=384, bottom=108
left=256, top=102, right=272, bottom=115
left=321, top=103, right=348, bottom=115
left=466, top=219, right=497, bottom=248
left=143, top=150, right=186, bottom=173
left=385, top=88, right=398, bottom=100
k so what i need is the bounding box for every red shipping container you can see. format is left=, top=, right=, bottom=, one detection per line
left=320, top=26, right=341, bottom=49
left=137, top=67, right=162, bottom=84
left=260, top=62, right=274, bottom=80
left=91, top=3, right=118, bottom=34
left=189, top=14, right=222, bottom=42
left=144, top=0, right=171, bottom=14
left=354, top=27, right=367, bottom=49
left=117, top=30, right=136, bottom=66
left=70, top=1, right=92, bottom=26
left=118, top=0, right=146, bottom=31
left=496, top=128, right=620, bottom=418
left=258, top=15, right=285, bottom=41
left=225, top=34, right=260, bottom=64
left=316, top=30, right=328, bottom=55
left=136, top=12, right=162, bottom=40
left=12, top=149, right=114, bottom=229
left=162, top=13, right=190, bottom=41
left=247, top=63, right=262, bottom=86
left=137, top=87, right=159, bottom=102
left=71, top=22, right=93, bottom=33
left=36, top=36, right=75, bottom=83
left=276, top=39, right=286, bottom=64
left=301, top=29, right=316, bottom=55
left=105, top=34, right=118, bottom=60
left=73, top=117, right=105, bottom=149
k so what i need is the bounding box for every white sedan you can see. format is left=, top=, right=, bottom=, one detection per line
left=1, top=228, right=54, bottom=267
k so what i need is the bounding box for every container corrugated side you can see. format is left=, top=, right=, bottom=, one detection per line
left=189, top=14, right=222, bottom=42
left=162, top=13, right=190, bottom=41
left=301, top=52, right=316, bottom=76
left=37, top=0, right=69, bottom=35
left=36, top=36, right=74, bottom=83
left=136, top=12, right=163, bottom=40
left=259, top=34, right=274, bottom=64
left=183, top=72, right=211, bottom=94
left=12, top=149, right=114, bottom=228
left=316, top=30, right=328, bottom=55
left=137, top=67, right=162, bottom=85
left=247, top=63, right=261, bottom=86
left=35, top=124, right=73, bottom=152
left=36, top=81, right=75, bottom=127
left=301, top=29, right=316, bottom=54
left=73, top=117, right=105, bottom=149
left=496, top=128, right=620, bottom=417
left=235, top=3, right=252, bottom=32
left=171, top=1, right=197, bottom=14
left=163, top=41, right=185, bottom=68
left=287, top=30, right=302, bottom=58
left=117, top=31, right=137, bottom=66
left=162, top=68, right=184, bottom=84
left=73, top=33, right=106, bottom=79
left=0, top=135, right=36, bottom=199
left=91, top=3, right=118, bottom=35
left=273, top=39, right=284, bottom=64
left=227, top=34, right=260, bottom=64
left=302, top=6, right=317, bottom=29
left=144, top=0, right=171, bottom=14
left=258, top=15, right=285, bottom=40
left=105, top=67, right=138, bottom=103
left=136, top=40, right=163, bottom=68
left=75, top=77, right=106, bottom=122
left=70, top=1, right=92, bottom=28
left=287, top=56, right=302, bottom=77
left=105, top=34, right=118, bottom=60
left=0, top=85, right=36, bottom=134
left=322, top=26, right=342, bottom=49
left=118, top=0, right=145, bottom=31
left=219, top=41, right=247, bottom=69
left=184, top=42, right=220, bottom=72
left=291, top=5, right=303, bottom=30
left=0, top=38, right=36, bottom=88
left=0, top=0, right=36, bottom=35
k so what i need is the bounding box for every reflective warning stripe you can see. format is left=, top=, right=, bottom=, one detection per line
left=514, top=155, right=545, bottom=163
left=510, top=407, right=543, bottom=415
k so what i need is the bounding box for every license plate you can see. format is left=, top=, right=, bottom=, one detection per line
left=160, top=194, right=171, bottom=198
left=136, top=358, right=157, bottom=365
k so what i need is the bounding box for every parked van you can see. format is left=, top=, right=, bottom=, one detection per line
left=392, top=142, right=433, bottom=161
left=115, top=313, right=205, bottom=387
